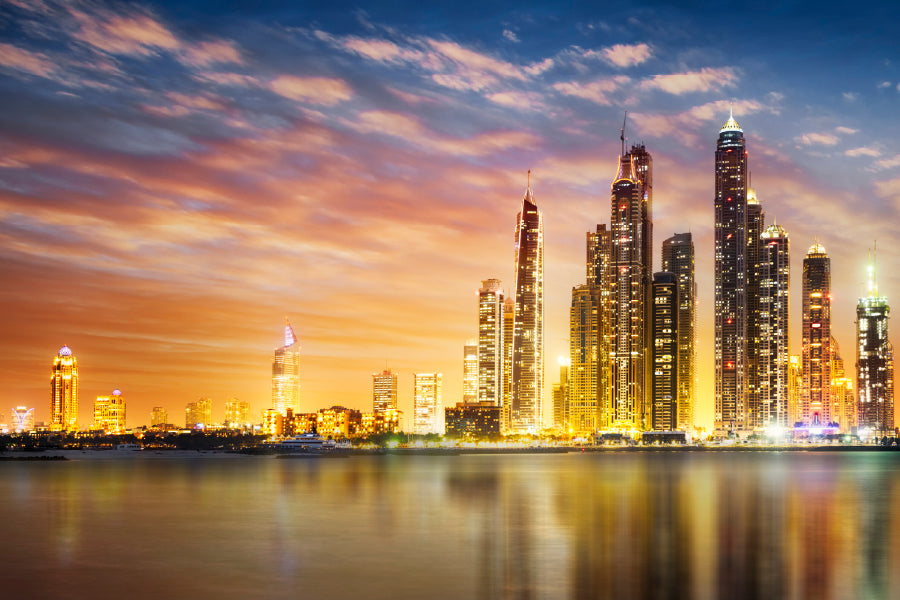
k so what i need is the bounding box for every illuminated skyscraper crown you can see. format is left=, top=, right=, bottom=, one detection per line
left=59, top=345, right=72, bottom=357
left=720, top=107, right=742, bottom=132
left=807, top=241, right=827, bottom=256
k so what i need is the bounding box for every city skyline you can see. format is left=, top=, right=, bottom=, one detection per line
left=1, top=1, right=899, bottom=429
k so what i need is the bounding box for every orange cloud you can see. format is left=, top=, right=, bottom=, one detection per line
left=269, top=75, right=353, bottom=105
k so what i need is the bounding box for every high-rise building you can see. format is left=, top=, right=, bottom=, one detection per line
left=93, top=389, right=126, bottom=434
left=11, top=406, right=35, bottom=433
left=569, top=285, right=600, bottom=434
left=758, top=224, right=790, bottom=427
left=857, top=252, right=893, bottom=434
left=830, top=337, right=856, bottom=433
left=150, top=406, right=168, bottom=427
left=50, top=345, right=78, bottom=432
left=746, top=189, right=765, bottom=429
left=224, top=398, right=251, bottom=428
left=413, top=373, right=442, bottom=435
left=801, top=242, right=832, bottom=426
left=373, top=369, right=398, bottom=414
left=552, top=359, right=570, bottom=432
left=478, top=279, right=504, bottom=406
left=185, top=398, right=212, bottom=429
left=607, top=144, right=652, bottom=431
left=788, top=355, right=802, bottom=427
left=501, top=297, right=514, bottom=432
left=714, top=110, right=749, bottom=433
left=651, top=272, right=678, bottom=431
left=510, top=173, right=544, bottom=433
left=463, top=340, right=478, bottom=404
left=587, top=225, right=611, bottom=430
left=272, top=320, right=300, bottom=416
left=662, top=233, right=696, bottom=432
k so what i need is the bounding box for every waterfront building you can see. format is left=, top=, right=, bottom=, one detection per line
left=510, top=173, right=544, bottom=433
left=746, top=189, right=765, bottom=429
left=569, top=285, right=600, bottom=434
left=607, top=144, right=652, bottom=431
left=830, top=338, right=856, bottom=433
left=445, top=401, right=502, bottom=439
left=857, top=253, right=894, bottom=433
left=11, top=406, right=35, bottom=433
left=661, top=233, right=696, bottom=432
left=714, top=110, right=750, bottom=433
left=224, top=398, right=251, bottom=428
left=272, top=320, right=300, bottom=416
left=359, top=409, right=401, bottom=437
left=150, top=406, right=168, bottom=427
left=463, top=340, right=478, bottom=404
left=373, top=369, right=398, bottom=414
left=262, top=408, right=282, bottom=436
left=285, top=411, right=318, bottom=436
left=478, top=279, right=505, bottom=406
left=501, top=297, right=514, bottom=431
left=788, top=355, right=802, bottom=426
left=552, top=359, right=570, bottom=432
left=588, top=225, right=612, bottom=430
left=93, top=390, right=126, bottom=434
left=185, top=398, right=212, bottom=429
left=317, top=405, right=362, bottom=439
left=758, top=224, right=790, bottom=427
left=50, top=345, right=79, bottom=432
left=801, top=242, right=832, bottom=426
left=651, top=272, right=678, bottom=431
left=413, top=372, right=443, bottom=435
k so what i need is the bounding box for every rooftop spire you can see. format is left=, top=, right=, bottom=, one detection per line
left=284, top=318, right=298, bottom=347
left=620, top=110, right=627, bottom=156
left=524, top=169, right=534, bottom=202
left=868, top=243, right=879, bottom=298
left=720, top=106, right=743, bottom=132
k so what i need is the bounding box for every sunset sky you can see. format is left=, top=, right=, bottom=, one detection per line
left=1, top=0, right=898, bottom=430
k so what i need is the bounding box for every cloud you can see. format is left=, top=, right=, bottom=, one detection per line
left=502, top=29, right=520, bottom=43
left=553, top=76, right=629, bottom=105
left=269, top=75, right=353, bottom=106
left=341, top=37, right=424, bottom=63
left=524, top=58, right=554, bottom=76
left=842, top=92, right=858, bottom=101
left=601, top=43, right=651, bottom=67
left=180, top=40, right=243, bottom=67
left=797, top=132, right=839, bottom=146
left=487, top=91, right=547, bottom=111
left=72, top=9, right=179, bottom=56
left=835, top=126, right=858, bottom=135
left=629, top=99, right=774, bottom=146
left=877, top=81, right=892, bottom=89
left=875, top=154, right=900, bottom=170
left=845, top=147, right=881, bottom=158
left=641, top=67, right=738, bottom=95
left=0, top=43, right=55, bottom=78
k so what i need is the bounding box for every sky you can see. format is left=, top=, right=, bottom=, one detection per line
left=1, top=0, right=899, bottom=431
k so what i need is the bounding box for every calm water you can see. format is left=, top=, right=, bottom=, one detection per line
left=3, top=451, right=899, bottom=599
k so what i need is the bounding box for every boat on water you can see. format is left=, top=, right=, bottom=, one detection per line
left=115, top=443, right=143, bottom=451
left=274, top=434, right=351, bottom=455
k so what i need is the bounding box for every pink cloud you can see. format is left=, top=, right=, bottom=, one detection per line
left=797, top=132, right=839, bottom=146
left=180, top=40, right=243, bottom=67
left=641, top=67, right=738, bottom=95
left=269, top=75, right=353, bottom=106
left=72, top=10, right=180, bottom=56
left=845, top=147, right=881, bottom=158
left=602, top=43, right=652, bottom=68
left=553, top=76, right=630, bottom=105
left=0, top=43, right=55, bottom=77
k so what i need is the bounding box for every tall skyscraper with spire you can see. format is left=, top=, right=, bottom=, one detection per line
left=758, top=223, right=790, bottom=427
left=50, top=345, right=78, bottom=432
left=662, top=232, right=696, bottom=433
left=478, top=279, right=504, bottom=406
left=272, top=320, right=300, bottom=416
left=801, top=242, right=832, bottom=426
left=857, top=250, right=893, bottom=433
left=714, top=110, right=750, bottom=433
left=510, top=172, right=544, bottom=433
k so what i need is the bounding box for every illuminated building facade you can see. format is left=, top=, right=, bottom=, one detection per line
left=788, top=355, right=802, bottom=426
left=588, top=225, right=612, bottom=430
left=185, top=398, right=212, bottom=429
left=224, top=398, right=251, bottom=428
left=11, top=406, right=35, bottom=433
left=662, top=232, right=696, bottom=432
left=478, top=279, right=505, bottom=406
left=373, top=369, right=398, bottom=414
left=714, top=111, right=749, bottom=433
left=746, top=190, right=765, bottom=428
left=651, top=272, right=678, bottom=431
left=413, top=372, right=443, bottom=435
left=445, top=401, right=502, bottom=439
left=552, top=360, right=570, bottom=432
left=359, top=409, right=400, bottom=437
left=317, top=405, right=362, bottom=439
left=801, top=243, right=832, bottom=426
left=272, top=320, right=301, bottom=416
left=262, top=408, right=282, bottom=436
left=501, top=297, right=514, bottom=431
left=93, top=389, right=126, bottom=434
left=569, top=285, right=600, bottom=434
left=50, top=345, right=78, bottom=432
left=857, top=255, right=893, bottom=433
left=608, top=144, right=652, bottom=431
left=510, top=174, right=543, bottom=433
left=463, top=340, right=478, bottom=404
left=150, top=407, right=168, bottom=427
left=830, top=337, right=856, bottom=433
left=758, top=224, right=790, bottom=427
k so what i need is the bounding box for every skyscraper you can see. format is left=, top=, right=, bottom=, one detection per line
left=501, top=297, right=514, bottom=431
left=373, top=369, right=398, bottom=414
left=463, top=340, right=478, bottom=404
left=588, top=225, right=612, bottom=430
left=185, top=398, right=212, bottom=429
left=225, top=398, right=251, bottom=428
left=93, top=389, right=125, bottom=434
left=151, top=406, right=168, bottom=427
left=662, top=232, right=696, bottom=433
left=857, top=252, right=893, bottom=433
left=569, top=285, right=600, bottom=434
left=745, top=189, right=765, bottom=429
left=608, top=145, right=652, bottom=431
left=651, top=272, right=678, bottom=431
left=478, top=279, right=504, bottom=406
left=802, top=242, right=832, bottom=426
left=510, top=173, right=543, bottom=433
left=272, top=320, right=300, bottom=416
left=50, top=345, right=78, bottom=432
left=11, top=407, right=35, bottom=433
left=413, top=372, right=442, bottom=434
left=714, top=110, right=749, bottom=433
left=758, top=223, right=790, bottom=427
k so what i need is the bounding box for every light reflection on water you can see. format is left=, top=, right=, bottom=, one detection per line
left=2, top=451, right=899, bottom=599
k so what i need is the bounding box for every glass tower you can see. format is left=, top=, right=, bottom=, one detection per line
left=662, top=232, right=696, bottom=433
left=272, top=320, right=301, bottom=416
left=758, top=224, right=790, bottom=427
left=478, top=279, right=504, bottom=406
left=801, top=242, right=832, bottom=426
left=857, top=252, right=893, bottom=434
left=50, top=345, right=78, bottom=432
